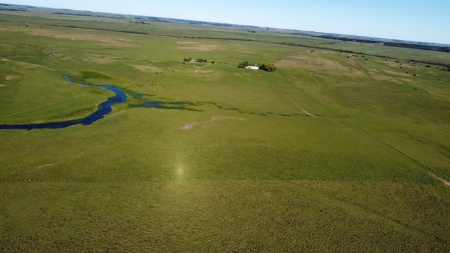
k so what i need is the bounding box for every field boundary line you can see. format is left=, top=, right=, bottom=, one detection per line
left=293, top=181, right=450, bottom=244
left=348, top=121, right=450, bottom=183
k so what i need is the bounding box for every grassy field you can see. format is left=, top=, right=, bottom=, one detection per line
left=0, top=11, right=449, bottom=252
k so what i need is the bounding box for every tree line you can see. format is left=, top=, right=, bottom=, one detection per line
left=183, top=58, right=210, bottom=63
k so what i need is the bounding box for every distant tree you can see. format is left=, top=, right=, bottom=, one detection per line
left=237, top=61, right=250, bottom=68
left=259, top=63, right=276, bottom=72
left=183, top=57, right=192, bottom=62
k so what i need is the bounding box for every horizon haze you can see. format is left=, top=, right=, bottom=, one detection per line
left=1, top=0, right=449, bottom=45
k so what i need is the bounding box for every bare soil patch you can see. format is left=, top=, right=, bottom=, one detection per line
left=0, top=84, right=6, bottom=87
left=180, top=116, right=243, bottom=130
left=430, top=173, right=450, bottom=186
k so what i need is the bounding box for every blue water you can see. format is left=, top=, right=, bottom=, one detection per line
left=0, top=76, right=127, bottom=130
left=131, top=101, right=195, bottom=110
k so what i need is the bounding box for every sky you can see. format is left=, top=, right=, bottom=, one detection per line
left=2, top=0, right=450, bottom=44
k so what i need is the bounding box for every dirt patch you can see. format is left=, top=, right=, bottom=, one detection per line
left=234, top=73, right=242, bottom=76
left=0, top=84, right=5, bottom=87
left=180, top=116, right=243, bottom=130
left=29, top=30, right=134, bottom=47
left=132, top=65, right=164, bottom=73
left=430, top=173, right=450, bottom=186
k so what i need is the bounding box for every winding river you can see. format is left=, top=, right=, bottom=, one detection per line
left=0, top=75, right=305, bottom=130
left=0, top=75, right=128, bottom=130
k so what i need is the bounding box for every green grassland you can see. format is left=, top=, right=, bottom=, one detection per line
left=0, top=11, right=449, bottom=252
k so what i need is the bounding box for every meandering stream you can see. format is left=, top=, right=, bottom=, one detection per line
left=0, top=76, right=128, bottom=130
left=0, top=75, right=306, bottom=130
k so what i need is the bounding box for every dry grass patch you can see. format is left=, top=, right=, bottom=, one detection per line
left=177, top=41, right=223, bottom=51
left=5, top=75, right=15, bottom=80
left=277, top=54, right=344, bottom=71
left=277, top=54, right=365, bottom=77
left=370, top=74, right=401, bottom=83
left=194, top=68, right=214, bottom=73
left=382, top=69, right=412, bottom=77
left=368, top=69, right=403, bottom=83
left=7, top=60, right=41, bottom=69
left=29, top=30, right=134, bottom=47
left=83, top=55, right=121, bottom=64
left=131, top=65, right=164, bottom=73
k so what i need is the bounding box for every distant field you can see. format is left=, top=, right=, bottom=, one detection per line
left=0, top=11, right=449, bottom=252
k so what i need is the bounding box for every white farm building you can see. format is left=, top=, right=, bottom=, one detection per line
left=245, top=66, right=259, bottom=70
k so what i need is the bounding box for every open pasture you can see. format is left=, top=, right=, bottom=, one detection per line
left=0, top=11, right=449, bottom=252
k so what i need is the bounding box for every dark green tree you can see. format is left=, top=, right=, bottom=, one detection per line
left=237, top=61, right=250, bottom=68
left=259, top=63, right=276, bottom=72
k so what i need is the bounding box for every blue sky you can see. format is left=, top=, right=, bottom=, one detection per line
left=3, top=0, right=449, bottom=44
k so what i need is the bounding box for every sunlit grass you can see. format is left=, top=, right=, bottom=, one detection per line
left=0, top=11, right=449, bottom=252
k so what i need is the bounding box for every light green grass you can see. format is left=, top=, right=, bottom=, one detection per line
left=0, top=181, right=448, bottom=252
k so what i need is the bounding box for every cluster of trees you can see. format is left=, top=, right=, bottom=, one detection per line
left=237, top=61, right=276, bottom=72
left=183, top=58, right=208, bottom=63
